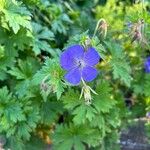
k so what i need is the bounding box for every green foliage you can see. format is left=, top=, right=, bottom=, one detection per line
left=48, top=4, right=72, bottom=35
left=144, top=74, right=150, bottom=97
left=33, top=58, right=65, bottom=100
left=60, top=80, right=120, bottom=149
left=52, top=124, right=101, bottom=150
left=106, top=42, right=132, bottom=87
left=0, top=87, right=40, bottom=143
left=8, top=57, right=40, bottom=97
left=0, top=0, right=149, bottom=149
left=31, top=22, right=55, bottom=55
left=40, top=101, right=63, bottom=125
left=0, top=0, right=32, bottom=34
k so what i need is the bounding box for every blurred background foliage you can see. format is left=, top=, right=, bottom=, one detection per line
left=0, top=0, right=150, bottom=150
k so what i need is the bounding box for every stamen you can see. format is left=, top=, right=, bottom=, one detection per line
left=75, top=59, right=86, bottom=69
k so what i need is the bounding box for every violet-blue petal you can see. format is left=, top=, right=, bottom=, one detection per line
left=83, top=47, right=100, bottom=66
left=145, top=57, right=150, bottom=73
left=82, top=66, right=98, bottom=82
left=65, top=68, right=81, bottom=85
left=60, top=45, right=84, bottom=71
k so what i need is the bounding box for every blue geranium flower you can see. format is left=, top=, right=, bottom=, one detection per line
left=60, top=45, right=100, bottom=85
left=145, top=57, right=150, bottom=73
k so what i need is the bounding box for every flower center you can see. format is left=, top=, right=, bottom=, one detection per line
left=75, top=59, right=86, bottom=69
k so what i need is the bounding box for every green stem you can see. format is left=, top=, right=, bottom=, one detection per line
left=81, top=78, right=87, bottom=87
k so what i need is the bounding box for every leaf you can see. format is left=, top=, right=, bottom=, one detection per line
left=8, top=57, right=40, bottom=97
left=0, top=45, right=5, bottom=59
left=92, top=36, right=106, bottom=60
left=5, top=103, right=25, bottom=123
left=111, top=58, right=132, bottom=86
left=15, top=80, right=31, bottom=97
left=0, top=87, right=40, bottom=141
left=26, top=107, right=40, bottom=129
left=133, top=72, right=145, bottom=95
left=65, top=31, right=89, bottom=48
left=90, top=114, right=105, bottom=130
left=144, top=74, right=150, bottom=97
left=62, top=89, right=98, bottom=125
left=93, top=80, right=116, bottom=113
left=31, top=22, right=56, bottom=56
left=0, top=86, right=12, bottom=104
left=106, top=42, right=132, bottom=87
left=0, top=87, right=25, bottom=135
left=105, top=109, right=121, bottom=128
left=10, top=29, right=32, bottom=50
left=62, top=81, right=117, bottom=126
left=7, top=136, right=25, bottom=150
left=0, top=0, right=32, bottom=34
left=10, top=102, right=40, bottom=140
left=0, top=43, right=18, bottom=70
left=40, top=101, right=63, bottom=125
left=49, top=4, right=72, bottom=35
left=89, top=81, right=120, bottom=137
left=0, top=69, right=7, bottom=80
left=8, top=57, right=39, bottom=80
left=52, top=124, right=101, bottom=150
left=62, top=89, right=82, bottom=110
left=73, top=104, right=97, bottom=124
left=16, top=122, right=32, bottom=140
left=33, top=58, right=65, bottom=100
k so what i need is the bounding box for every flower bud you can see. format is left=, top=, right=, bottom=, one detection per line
left=83, top=85, right=92, bottom=105
left=80, top=79, right=98, bottom=105
left=98, top=19, right=108, bottom=38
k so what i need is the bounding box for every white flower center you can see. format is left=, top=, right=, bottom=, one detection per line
left=75, top=59, right=86, bottom=69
